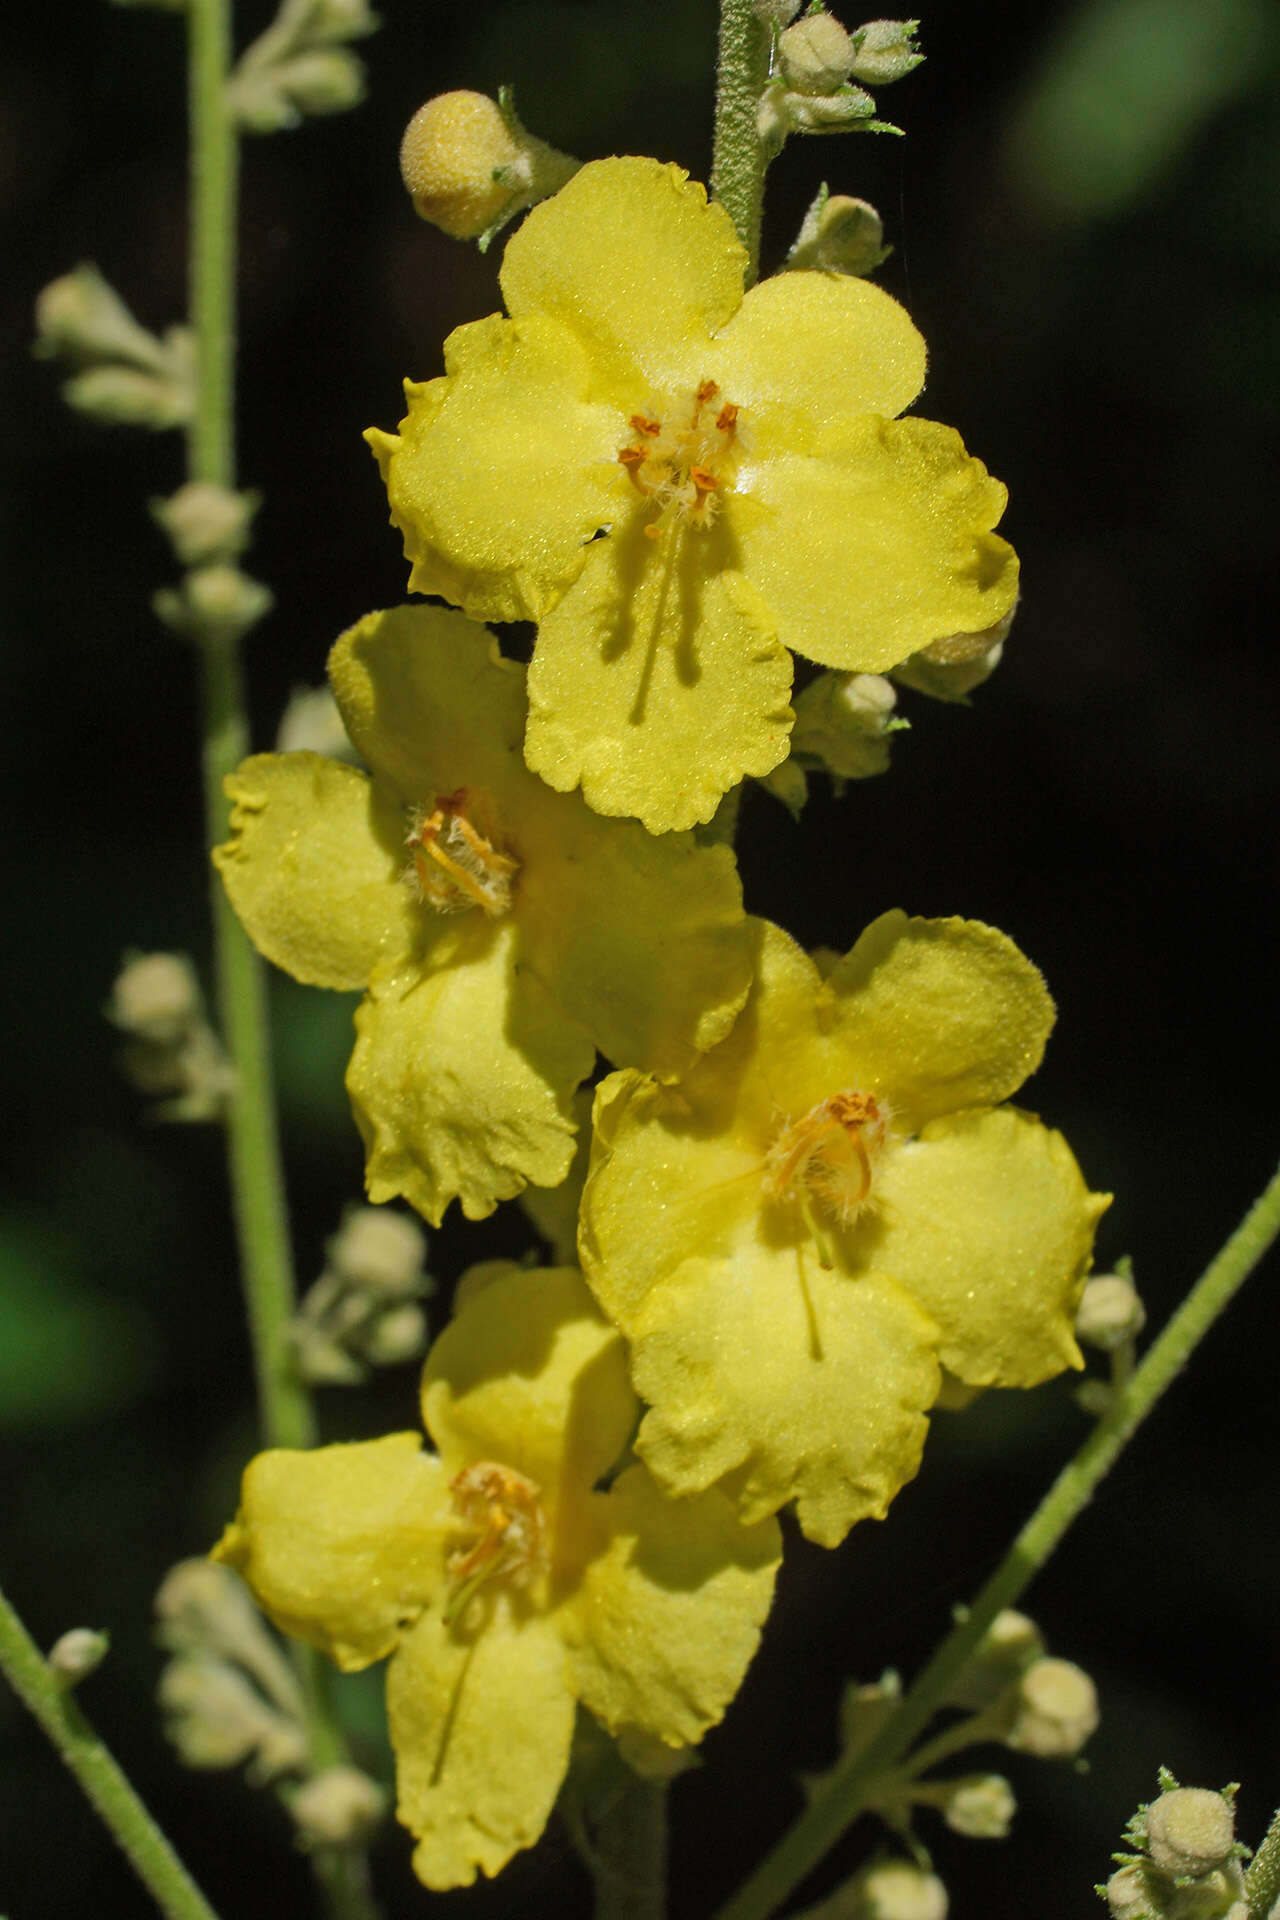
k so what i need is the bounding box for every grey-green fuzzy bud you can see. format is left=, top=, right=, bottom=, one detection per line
left=1007, top=1657, right=1099, bottom=1758
left=230, top=47, right=365, bottom=131
left=328, top=1206, right=429, bottom=1298
left=62, top=363, right=192, bottom=430
left=780, top=10, right=857, bottom=92
left=48, top=1628, right=110, bottom=1686
left=155, top=565, right=273, bottom=644
left=1076, top=1273, right=1146, bottom=1352
left=942, top=1773, right=1016, bottom=1839
left=34, top=264, right=167, bottom=370
left=788, top=191, right=888, bottom=275
left=108, top=952, right=203, bottom=1046
left=152, top=482, right=258, bottom=568
left=755, top=0, right=803, bottom=25
left=848, top=19, right=923, bottom=85
left=291, top=1766, right=387, bottom=1847
left=1145, top=1789, right=1236, bottom=1880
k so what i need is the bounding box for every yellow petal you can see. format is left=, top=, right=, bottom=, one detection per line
left=826, top=912, right=1055, bottom=1129
left=347, top=922, right=594, bottom=1225
left=563, top=1465, right=780, bottom=1747
left=214, top=754, right=413, bottom=990
left=212, top=1434, right=448, bottom=1669
left=387, top=1602, right=575, bottom=1890
left=515, top=778, right=752, bottom=1076
left=627, top=1248, right=941, bottom=1547
left=730, top=416, right=1019, bottom=672
left=328, top=604, right=526, bottom=806
left=520, top=1088, right=593, bottom=1265
left=871, top=1107, right=1109, bottom=1386
left=500, top=156, right=747, bottom=390
left=525, top=524, right=794, bottom=833
left=373, top=314, right=630, bottom=623
left=711, top=270, right=926, bottom=454
left=421, top=1265, right=636, bottom=1509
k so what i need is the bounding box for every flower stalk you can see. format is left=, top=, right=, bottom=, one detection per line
left=712, top=0, right=771, bottom=283
left=592, top=1774, right=669, bottom=1920
left=0, top=1581, right=223, bottom=1920
left=187, top=0, right=311, bottom=1455
left=1245, top=1802, right=1280, bottom=1916
left=714, top=1154, right=1280, bottom=1920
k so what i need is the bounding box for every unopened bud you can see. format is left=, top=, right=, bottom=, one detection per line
left=62, top=362, right=192, bottom=430
left=894, top=606, right=1013, bottom=703
left=755, top=0, right=803, bottom=25
left=109, top=952, right=203, bottom=1045
left=1105, top=1864, right=1157, bottom=1920
left=791, top=670, right=900, bottom=781
left=1145, top=1788, right=1236, bottom=1880
left=328, top=1206, right=428, bottom=1298
left=154, top=564, right=273, bottom=644
left=780, top=11, right=857, bottom=93
left=276, top=684, right=356, bottom=758
left=945, top=1608, right=1043, bottom=1710
left=48, top=1628, right=110, bottom=1686
left=788, top=191, right=888, bottom=276
left=850, top=1859, right=948, bottom=1920
left=400, top=90, right=578, bottom=243
left=1076, top=1273, right=1146, bottom=1353
left=1007, top=1657, right=1099, bottom=1758
left=159, top=1654, right=307, bottom=1779
left=358, top=1301, right=428, bottom=1366
left=151, top=482, right=257, bottom=568
left=291, top=1766, right=387, bottom=1848
left=230, top=48, right=364, bottom=131
left=848, top=19, right=923, bottom=86
left=303, top=0, right=378, bottom=44
left=155, top=1560, right=301, bottom=1716
left=942, top=1773, right=1016, bottom=1839
left=34, top=264, right=166, bottom=370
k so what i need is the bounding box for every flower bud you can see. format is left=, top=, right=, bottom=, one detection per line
left=755, top=0, right=803, bottom=25
left=290, top=1766, right=387, bottom=1848
left=399, top=90, right=577, bottom=242
left=155, top=1559, right=301, bottom=1716
left=159, top=1653, right=307, bottom=1780
left=1105, top=1865, right=1157, bottom=1920
left=48, top=1628, right=110, bottom=1686
left=789, top=670, right=900, bottom=783
left=151, top=482, right=257, bottom=568
left=230, top=48, right=364, bottom=131
left=767, top=83, right=878, bottom=138
left=276, top=684, right=356, bottom=758
left=303, top=0, right=378, bottom=45
left=788, top=191, right=888, bottom=276
left=1145, top=1788, right=1236, bottom=1880
left=848, top=19, right=923, bottom=86
left=893, top=606, right=1013, bottom=702
left=780, top=11, right=857, bottom=94
left=941, top=1773, right=1016, bottom=1839
left=1006, top=1657, right=1099, bottom=1758
left=358, top=1301, right=429, bottom=1366
left=108, top=952, right=203, bottom=1045
left=34, top=264, right=165, bottom=370
left=1076, top=1273, right=1146, bottom=1353
left=945, top=1608, right=1043, bottom=1709
left=328, top=1206, right=429, bottom=1299
left=61, top=363, right=192, bottom=430
left=154, top=564, right=273, bottom=645
left=850, top=1859, right=948, bottom=1920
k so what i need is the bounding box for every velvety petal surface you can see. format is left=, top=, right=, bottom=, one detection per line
left=369, top=316, right=628, bottom=623
left=328, top=604, right=526, bottom=807
left=710, top=270, right=926, bottom=454
left=515, top=786, right=751, bottom=1075
left=500, top=157, right=747, bottom=390
left=347, top=922, right=594, bottom=1225
left=626, top=1248, right=941, bottom=1546
left=525, top=525, right=794, bottom=832
left=563, top=1465, right=780, bottom=1746
left=869, top=1107, right=1108, bottom=1385
left=214, top=754, right=413, bottom=990
left=387, top=1602, right=575, bottom=1890
left=826, top=912, right=1055, bottom=1130
left=420, top=1265, right=636, bottom=1511
left=730, top=417, right=1019, bottom=672
left=212, top=1434, right=448, bottom=1669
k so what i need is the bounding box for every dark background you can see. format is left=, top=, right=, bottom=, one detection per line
left=3, top=0, right=1279, bottom=1915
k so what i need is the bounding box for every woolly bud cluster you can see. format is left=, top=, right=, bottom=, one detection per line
left=287, top=1204, right=434, bottom=1384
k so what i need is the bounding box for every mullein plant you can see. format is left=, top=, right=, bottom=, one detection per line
left=6, top=3, right=1280, bottom=1920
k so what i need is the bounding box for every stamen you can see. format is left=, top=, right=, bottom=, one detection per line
left=443, top=1461, right=546, bottom=1627
left=616, top=381, right=744, bottom=535
left=407, top=789, right=518, bottom=918
left=762, top=1091, right=889, bottom=1229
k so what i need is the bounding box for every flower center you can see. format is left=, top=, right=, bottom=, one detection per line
left=444, top=1460, right=546, bottom=1624
left=762, top=1091, right=888, bottom=1228
left=617, top=379, right=744, bottom=538
left=407, top=788, right=518, bottom=918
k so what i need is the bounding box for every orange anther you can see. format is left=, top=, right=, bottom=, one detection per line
left=715, top=402, right=739, bottom=434
left=629, top=413, right=661, bottom=437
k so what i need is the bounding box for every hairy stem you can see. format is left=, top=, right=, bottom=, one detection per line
left=187, top=0, right=312, bottom=1454
left=1246, top=1802, right=1280, bottom=1917
left=0, top=1583, right=222, bottom=1920
left=716, top=1156, right=1280, bottom=1920
left=592, top=1773, right=669, bottom=1920
left=712, top=0, right=770, bottom=283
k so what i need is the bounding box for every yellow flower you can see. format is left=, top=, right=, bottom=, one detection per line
left=580, top=914, right=1109, bottom=1547
left=213, top=604, right=751, bottom=1223
left=368, top=156, right=1018, bottom=832
left=213, top=1264, right=780, bottom=1888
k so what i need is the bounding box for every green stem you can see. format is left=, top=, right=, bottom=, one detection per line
left=716, top=1156, right=1280, bottom=1920
left=187, top=0, right=312, bottom=1454
left=592, top=1774, right=669, bottom=1920
left=0, top=1583, right=222, bottom=1920
left=712, top=0, right=770, bottom=283
left=1246, top=1803, right=1280, bottom=1917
